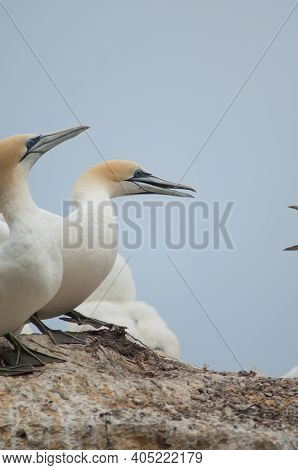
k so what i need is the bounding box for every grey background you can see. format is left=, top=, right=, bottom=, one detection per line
left=1, top=0, right=297, bottom=376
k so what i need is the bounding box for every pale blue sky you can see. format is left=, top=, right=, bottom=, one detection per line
left=1, top=0, right=297, bottom=376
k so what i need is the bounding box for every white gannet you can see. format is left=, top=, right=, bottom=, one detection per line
left=20, top=253, right=134, bottom=336
left=68, top=255, right=181, bottom=358
left=2, top=161, right=195, bottom=343
left=37, top=161, right=195, bottom=333
left=70, top=299, right=181, bottom=358
left=122, top=301, right=181, bottom=358
left=85, top=254, right=137, bottom=303
left=282, top=366, right=298, bottom=378
left=0, top=126, right=87, bottom=374
left=20, top=253, right=135, bottom=335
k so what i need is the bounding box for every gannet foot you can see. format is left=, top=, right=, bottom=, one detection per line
left=60, top=310, right=127, bottom=333
left=0, top=363, right=34, bottom=376
left=44, top=329, right=88, bottom=345
left=31, top=314, right=86, bottom=345
left=4, top=333, right=65, bottom=366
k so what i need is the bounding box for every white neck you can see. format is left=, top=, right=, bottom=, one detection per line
left=0, top=175, right=39, bottom=231
left=72, top=180, right=110, bottom=205
left=68, top=180, right=117, bottom=251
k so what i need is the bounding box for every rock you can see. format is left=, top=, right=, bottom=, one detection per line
left=0, top=331, right=297, bottom=450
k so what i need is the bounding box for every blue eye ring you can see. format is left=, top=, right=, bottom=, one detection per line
left=134, top=169, right=143, bottom=178
left=26, top=135, right=41, bottom=150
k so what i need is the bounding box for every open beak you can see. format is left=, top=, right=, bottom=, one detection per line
left=129, top=174, right=197, bottom=198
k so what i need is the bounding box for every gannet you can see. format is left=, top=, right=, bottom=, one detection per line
left=0, top=126, right=87, bottom=374
left=68, top=255, right=181, bottom=358
left=20, top=254, right=135, bottom=334
left=71, top=299, right=181, bottom=358
left=85, top=254, right=137, bottom=303
left=282, top=366, right=298, bottom=378
left=37, top=161, right=195, bottom=331
left=3, top=161, right=195, bottom=343
left=30, top=161, right=195, bottom=342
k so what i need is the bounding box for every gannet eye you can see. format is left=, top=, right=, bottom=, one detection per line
left=26, top=136, right=40, bottom=150
left=134, top=169, right=143, bottom=178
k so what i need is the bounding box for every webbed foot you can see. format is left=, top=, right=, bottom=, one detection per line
left=4, top=333, right=65, bottom=366
left=31, top=315, right=86, bottom=345
left=60, top=310, right=127, bottom=333
left=0, top=363, right=34, bottom=376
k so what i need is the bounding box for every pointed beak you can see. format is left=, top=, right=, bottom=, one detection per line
left=128, top=174, right=197, bottom=198
left=20, top=125, right=89, bottom=166
left=30, top=125, right=89, bottom=156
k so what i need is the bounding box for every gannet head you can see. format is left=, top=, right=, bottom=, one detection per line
left=0, top=125, right=89, bottom=174
left=76, top=160, right=197, bottom=199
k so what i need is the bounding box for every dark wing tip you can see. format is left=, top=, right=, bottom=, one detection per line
left=284, top=245, right=298, bottom=251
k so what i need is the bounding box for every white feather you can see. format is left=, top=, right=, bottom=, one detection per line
left=85, top=255, right=136, bottom=303
left=282, top=366, right=298, bottom=378
left=69, top=256, right=181, bottom=358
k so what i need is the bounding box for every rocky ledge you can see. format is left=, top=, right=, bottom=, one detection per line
left=0, top=331, right=297, bottom=449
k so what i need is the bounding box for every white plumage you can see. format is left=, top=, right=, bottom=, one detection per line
left=68, top=255, right=181, bottom=358
left=0, top=129, right=86, bottom=338
left=0, top=160, right=195, bottom=329
left=85, top=254, right=137, bottom=304
left=282, top=366, right=298, bottom=378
